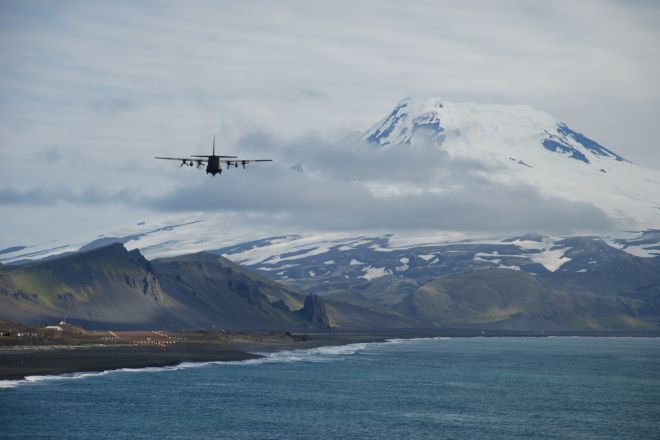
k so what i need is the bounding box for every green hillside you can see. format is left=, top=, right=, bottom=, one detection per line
left=0, top=244, right=326, bottom=330
left=395, top=269, right=654, bottom=330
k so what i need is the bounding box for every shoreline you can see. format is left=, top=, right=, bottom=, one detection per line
left=0, top=332, right=392, bottom=382
left=2, top=330, right=659, bottom=383
left=0, top=344, right=261, bottom=381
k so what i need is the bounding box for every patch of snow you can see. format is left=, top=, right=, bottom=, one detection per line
left=385, top=231, right=476, bottom=249
left=396, top=257, right=410, bottom=272
left=474, top=251, right=515, bottom=258
left=605, top=238, right=659, bottom=258
left=503, top=239, right=548, bottom=251
left=222, top=233, right=361, bottom=265
left=338, top=239, right=374, bottom=251
left=498, top=264, right=521, bottom=271
left=360, top=266, right=390, bottom=280
left=529, top=247, right=571, bottom=272
left=349, top=259, right=363, bottom=266
left=473, top=255, right=501, bottom=264
left=258, top=264, right=299, bottom=271
left=369, top=244, right=395, bottom=253
left=264, top=246, right=333, bottom=265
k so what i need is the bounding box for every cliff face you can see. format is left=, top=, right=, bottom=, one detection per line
left=0, top=244, right=173, bottom=328
left=298, top=294, right=331, bottom=328
left=0, top=245, right=318, bottom=330
left=151, top=252, right=309, bottom=330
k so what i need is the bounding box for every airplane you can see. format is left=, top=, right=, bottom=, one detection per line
left=155, top=137, right=272, bottom=176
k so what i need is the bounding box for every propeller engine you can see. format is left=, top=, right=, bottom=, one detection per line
left=241, top=161, right=246, bottom=169
left=180, top=160, right=188, bottom=167
left=196, top=160, right=203, bottom=169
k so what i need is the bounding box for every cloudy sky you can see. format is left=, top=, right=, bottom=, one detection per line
left=1, top=0, right=659, bottom=248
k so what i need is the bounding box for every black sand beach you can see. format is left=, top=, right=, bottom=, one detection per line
left=0, top=345, right=261, bottom=381
left=0, top=332, right=391, bottom=381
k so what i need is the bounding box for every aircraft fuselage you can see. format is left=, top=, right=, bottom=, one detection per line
left=206, top=156, right=221, bottom=175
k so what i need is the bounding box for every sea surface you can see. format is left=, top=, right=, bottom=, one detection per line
left=1, top=337, right=659, bottom=439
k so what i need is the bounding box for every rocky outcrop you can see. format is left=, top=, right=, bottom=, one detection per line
left=299, top=294, right=331, bottom=328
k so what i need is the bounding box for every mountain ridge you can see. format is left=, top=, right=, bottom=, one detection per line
left=0, top=244, right=328, bottom=330
left=1, top=239, right=658, bottom=331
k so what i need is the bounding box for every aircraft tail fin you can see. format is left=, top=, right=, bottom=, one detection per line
left=213, top=136, right=216, bottom=156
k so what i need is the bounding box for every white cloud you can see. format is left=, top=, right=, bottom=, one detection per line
left=0, top=0, right=658, bottom=243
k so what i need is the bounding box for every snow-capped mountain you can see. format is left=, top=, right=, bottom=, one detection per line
left=362, top=98, right=660, bottom=231
left=366, top=98, right=625, bottom=164
left=2, top=98, right=659, bottom=268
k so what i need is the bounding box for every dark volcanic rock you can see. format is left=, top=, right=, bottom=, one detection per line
left=299, top=294, right=331, bottom=328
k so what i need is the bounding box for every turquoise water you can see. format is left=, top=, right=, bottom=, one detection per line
left=1, top=337, right=659, bottom=439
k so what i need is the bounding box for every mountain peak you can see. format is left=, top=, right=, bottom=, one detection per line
left=363, top=97, right=628, bottom=164
left=365, top=97, right=446, bottom=146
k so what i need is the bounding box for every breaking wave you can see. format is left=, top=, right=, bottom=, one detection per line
left=0, top=337, right=449, bottom=389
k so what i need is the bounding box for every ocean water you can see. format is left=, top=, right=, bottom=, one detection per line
left=1, top=337, right=659, bottom=439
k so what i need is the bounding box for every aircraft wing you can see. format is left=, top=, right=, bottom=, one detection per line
left=222, top=159, right=272, bottom=163
left=222, top=159, right=273, bottom=167
left=155, top=157, right=208, bottom=168
left=154, top=156, right=197, bottom=161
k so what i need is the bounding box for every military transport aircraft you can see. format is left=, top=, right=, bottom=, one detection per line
left=155, top=137, right=272, bottom=176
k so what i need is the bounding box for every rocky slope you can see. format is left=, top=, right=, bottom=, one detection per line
left=0, top=244, right=328, bottom=330
left=213, top=233, right=660, bottom=331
